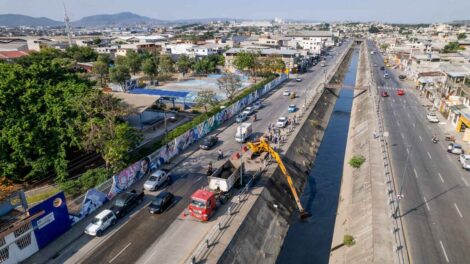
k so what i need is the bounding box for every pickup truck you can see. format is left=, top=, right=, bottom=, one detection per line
left=111, top=190, right=144, bottom=218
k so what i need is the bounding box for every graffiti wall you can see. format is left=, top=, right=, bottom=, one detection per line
left=71, top=74, right=287, bottom=222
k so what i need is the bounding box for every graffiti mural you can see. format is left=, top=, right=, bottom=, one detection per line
left=70, top=188, right=109, bottom=224
left=108, top=158, right=149, bottom=199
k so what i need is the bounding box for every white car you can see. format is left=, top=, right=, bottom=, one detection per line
left=84, top=209, right=117, bottom=237
left=295, top=78, right=302, bottom=82
left=144, top=170, right=171, bottom=191
left=283, top=90, right=291, bottom=96
left=253, top=101, right=263, bottom=110
left=448, top=143, right=463, bottom=155
left=276, top=117, right=288, bottom=128
left=242, top=106, right=254, bottom=116
left=426, top=112, right=439, bottom=123
left=460, top=154, right=470, bottom=169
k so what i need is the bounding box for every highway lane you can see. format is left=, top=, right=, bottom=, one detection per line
left=368, top=40, right=470, bottom=263
left=54, top=44, right=351, bottom=264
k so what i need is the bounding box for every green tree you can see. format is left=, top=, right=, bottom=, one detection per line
left=93, top=60, right=109, bottom=87
left=443, top=42, right=464, bottom=53
left=125, top=50, right=142, bottom=75
left=65, top=45, right=98, bottom=62
left=109, top=65, right=131, bottom=92
left=261, top=56, right=285, bottom=73
left=233, top=51, right=256, bottom=76
left=458, top=33, right=467, bottom=40
left=176, top=54, right=193, bottom=76
left=97, top=54, right=111, bottom=65
left=369, top=26, right=380, bottom=34
left=159, top=55, right=174, bottom=73
left=193, top=58, right=210, bottom=74
left=380, top=43, right=390, bottom=52
left=195, top=89, right=218, bottom=113
left=142, top=58, right=158, bottom=83
left=93, top=37, right=102, bottom=45
left=217, top=73, right=242, bottom=101
left=114, top=55, right=127, bottom=66
left=0, top=61, right=93, bottom=182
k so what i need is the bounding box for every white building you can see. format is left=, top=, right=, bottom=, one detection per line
left=286, top=31, right=334, bottom=55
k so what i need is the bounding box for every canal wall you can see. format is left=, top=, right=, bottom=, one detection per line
left=329, top=43, right=395, bottom=263
left=214, top=46, right=355, bottom=264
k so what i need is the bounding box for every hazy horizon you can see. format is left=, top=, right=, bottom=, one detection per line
left=0, top=0, right=469, bottom=24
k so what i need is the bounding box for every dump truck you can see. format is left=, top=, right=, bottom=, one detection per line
left=188, top=160, right=242, bottom=221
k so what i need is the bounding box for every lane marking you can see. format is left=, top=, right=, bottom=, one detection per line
left=109, top=242, right=132, bottom=263
left=438, top=173, right=444, bottom=183
left=412, top=123, right=416, bottom=128
left=427, top=152, right=432, bottom=159
left=401, top=132, right=405, bottom=139
left=439, top=240, right=450, bottom=263
left=397, top=121, right=401, bottom=127
left=419, top=135, right=423, bottom=141
left=454, top=203, right=463, bottom=218
left=423, top=196, right=431, bottom=211
left=413, top=168, right=418, bottom=178
left=407, top=113, right=411, bottom=118
left=462, top=177, right=469, bottom=187
left=406, top=148, right=410, bottom=154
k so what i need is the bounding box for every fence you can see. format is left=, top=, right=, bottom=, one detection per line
left=366, top=42, right=410, bottom=264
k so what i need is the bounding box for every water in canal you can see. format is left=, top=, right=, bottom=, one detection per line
left=277, top=47, right=359, bottom=264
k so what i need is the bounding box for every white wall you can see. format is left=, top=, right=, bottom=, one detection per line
left=0, top=224, right=39, bottom=264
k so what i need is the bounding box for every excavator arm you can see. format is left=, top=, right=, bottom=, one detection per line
left=247, top=138, right=306, bottom=216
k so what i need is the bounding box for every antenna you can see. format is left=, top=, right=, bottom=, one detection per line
left=63, top=3, right=73, bottom=47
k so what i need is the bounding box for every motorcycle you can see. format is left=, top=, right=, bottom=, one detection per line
left=432, top=137, right=439, bottom=144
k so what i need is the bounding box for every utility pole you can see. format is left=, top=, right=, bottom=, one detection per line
left=63, top=3, right=73, bottom=47
left=394, top=145, right=412, bottom=218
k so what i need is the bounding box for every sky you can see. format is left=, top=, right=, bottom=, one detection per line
left=0, top=0, right=469, bottom=23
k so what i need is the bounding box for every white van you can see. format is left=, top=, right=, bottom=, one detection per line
left=84, top=209, right=117, bottom=236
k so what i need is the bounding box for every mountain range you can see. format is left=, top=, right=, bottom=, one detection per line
left=0, top=12, right=235, bottom=27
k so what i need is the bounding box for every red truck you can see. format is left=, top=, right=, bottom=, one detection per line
left=188, top=160, right=241, bottom=221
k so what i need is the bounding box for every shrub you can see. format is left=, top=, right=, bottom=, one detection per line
left=59, top=180, right=82, bottom=197
left=344, top=234, right=355, bottom=246
left=349, top=155, right=366, bottom=168
left=78, top=167, right=110, bottom=190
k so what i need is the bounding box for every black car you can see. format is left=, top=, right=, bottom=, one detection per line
left=148, top=192, right=174, bottom=214
left=380, top=66, right=385, bottom=70
left=111, top=190, right=144, bottom=218
left=199, top=136, right=218, bottom=150
left=399, top=75, right=406, bottom=80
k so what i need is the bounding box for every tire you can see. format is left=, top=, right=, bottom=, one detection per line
left=96, top=230, right=102, bottom=237
left=111, top=219, right=116, bottom=226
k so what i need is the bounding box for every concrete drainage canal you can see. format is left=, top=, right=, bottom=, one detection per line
left=277, top=47, right=359, bottom=264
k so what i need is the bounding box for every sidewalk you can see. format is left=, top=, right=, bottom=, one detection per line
left=330, top=44, right=395, bottom=264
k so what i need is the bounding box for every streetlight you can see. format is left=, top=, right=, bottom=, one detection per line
left=393, top=144, right=412, bottom=218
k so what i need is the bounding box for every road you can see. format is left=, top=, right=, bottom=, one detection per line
left=51, top=44, right=351, bottom=264
left=368, top=40, right=470, bottom=264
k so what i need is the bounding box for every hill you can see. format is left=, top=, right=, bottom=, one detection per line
left=0, top=14, right=62, bottom=27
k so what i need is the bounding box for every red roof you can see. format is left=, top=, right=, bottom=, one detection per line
left=0, top=51, right=29, bottom=60
left=191, top=189, right=214, bottom=201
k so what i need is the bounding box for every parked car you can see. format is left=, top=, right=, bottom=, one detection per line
left=199, top=136, right=218, bottom=150
left=459, top=154, right=470, bottom=170
left=426, top=112, right=439, bottom=123
left=384, top=72, right=390, bottom=79
left=381, top=91, right=389, bottom=97
left=253, top=101, right=263, bottom=110
left=448, top=143, right=463, bottom=155
left=288, top=104, right=297, bottom=113
left=283, top=90, right=291, bottom=96
left=84, top=209, right=117, bottom=237
left=144, top=170, right=171, bottom=191
left=397, top=89, right=405, bottom=96
left=296, top=77, right=302, bottom=82
left=373, top=63, right=378, bottom=67
left=236, top=113, right=248, bottom=123
left=111, top=190, right=144, bottom=218
left=242, top=106, right=254, bottom=116
left=380, top=66, right=385, bottom=70
left=148, top=192, right=174, bottom=214
left=399, top=75, right=407, bottom=80
left=276, top=117, right=288, bottom=128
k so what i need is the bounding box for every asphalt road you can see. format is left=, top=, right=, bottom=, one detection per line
left=368, top=40, right=470, bottom=264
left=54, top=44, right=351, bottom=264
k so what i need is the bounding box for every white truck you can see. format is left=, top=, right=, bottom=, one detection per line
left=235, top=122, right=252, bottom=143
left=208, top=160, right=242, bottom=192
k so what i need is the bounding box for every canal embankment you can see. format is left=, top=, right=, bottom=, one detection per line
left=329, top=42, right=396, bottom=263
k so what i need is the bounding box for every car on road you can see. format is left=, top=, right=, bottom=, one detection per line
left=374, top=63, right=378, bottom=67
left=85, top=209, right=117, bottom=237
left=296, top=77, right=302, bottom=82
left=253, top=101, right=263, bottom=110
left=283, top=90, right=291, bottom=96
left=148, top=192, right=174, bottom=214
left=236, top=113, right=248, bottom=123
left=111, top=190, right=144, bottom=218
left=397, top=89, right=405, bottom=96
left=448, top=143, right=464, bottom=155
left=288, top=104, right=297, bottom=113
left=242, top=106, right=254, bottom=116
left=380, top=66, right=385, bottom=70
left=144, top=170, right=171, bottom=191
left=384, top=72, right=390, bottom=78
left=199, top=136, right=218, bottom=150
left=320, top=62, right=326, bottom=67
left=426, top=112, right=439, bottom=123
left=381, top=91, right=389, bottom=97
left=459, top=154, right=470, bottom=170
left=399, top=75, right=407, bottom=80
left=276, top=117, right=288, bottom=128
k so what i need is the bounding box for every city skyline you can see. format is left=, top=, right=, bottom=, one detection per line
left=0, top=0, right=469, bottom=24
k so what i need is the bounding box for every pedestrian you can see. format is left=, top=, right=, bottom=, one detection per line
left=268, top=125, right=271, bottom=133
left=293, top=114, right=297, bottom=124
left=274, top=135, right=278, bottom=144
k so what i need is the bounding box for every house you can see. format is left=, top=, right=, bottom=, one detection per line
left=285, top=31, right=334, bottom=55
left=0, top=51, right=29, bottom=62
left=0, top=38, right=28, bottom=52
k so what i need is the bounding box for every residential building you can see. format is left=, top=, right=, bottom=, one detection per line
left=285, top=31, right=334, bottom=55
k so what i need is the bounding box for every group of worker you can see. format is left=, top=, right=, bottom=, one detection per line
left=207, top=149, right=224, bottom=176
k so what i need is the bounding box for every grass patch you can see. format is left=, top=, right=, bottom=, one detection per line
left=26, top=187, right=60, bottom=204
left=343, top=234, right=356, bottom=246
left=349, top=155, right=366, bottom=168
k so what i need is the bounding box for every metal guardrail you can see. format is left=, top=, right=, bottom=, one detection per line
left=365, top=43, right=410, bottom=264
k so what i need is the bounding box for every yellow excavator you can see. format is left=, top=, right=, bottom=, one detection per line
left=247, top=137, right=310, bottom=219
